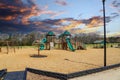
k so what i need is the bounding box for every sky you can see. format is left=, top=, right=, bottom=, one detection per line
left=0, top=0, right=120, bottom=35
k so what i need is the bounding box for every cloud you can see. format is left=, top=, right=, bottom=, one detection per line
left=83, top=16, right=103, bottom=28
left=0, top=20, right=30, bottom=33
left=111, top=0, right=120, bottom=8
left=0, top=15, right=112, bottom=34
left=0, top=16, right=16, bottom=21
left=100, top=32, right=120, bottom=37
left=0, top=0, right=37, bottom=24
left=111, top=12, right=119, bottom=18
left=55, top=0, right=68, bottom=6
left=58, top=20, right=82, bottom=30
left=70, top=27, right=101, bottom=34
left=32, top=16, right=111, bottom=34
left=56, top=16, right=111, bottom=34
left=50, top=11, right=66, bottom=18
left=0, top=0, right=113, bottom=34
left=110, top=0, right=120, bottom=13
left=0, top=0, right=65, bottom=24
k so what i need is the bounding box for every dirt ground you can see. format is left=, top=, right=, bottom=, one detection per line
left=26, top=71, right=58, bottom=80
left=0, top=47, right=120, bottom=73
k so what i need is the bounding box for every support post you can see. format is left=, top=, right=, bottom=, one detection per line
left=0, top=47, right=1, bottom=52
left=102, top=0, right=107, bottom=66
left=38, top=44, right=40, bottom=56
left=6, top=41, right=9, bottom=54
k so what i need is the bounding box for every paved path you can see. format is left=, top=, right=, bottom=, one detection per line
left=4, top=71, right=24, bottom=80
left=70, top=67, right=120, bottom=80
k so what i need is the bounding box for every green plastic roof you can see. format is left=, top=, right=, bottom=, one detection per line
left=59, top=31, right=71, bottom=38
left=63, top=30, right=71, bottom=36
left=46, top=31, right=55, bottom=36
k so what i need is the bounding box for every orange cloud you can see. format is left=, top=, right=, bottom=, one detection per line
left=0, top=16, right=16, bottom=21
left=33, top=21, right=43, bottom=25
left=70, top=27, right=101, bottom=34
left=86, top=16, right=103, bottom=28
left=21, top=5, right=66, bottom=24
left=58, top=20, right=82, bottom=30
left=0, top=0, right=65, bottom=25
left=56, top=16, right=104, bottom=32
left=0, top=3, right=25, bottom=21
left=21, top=5, right=38, bottom=24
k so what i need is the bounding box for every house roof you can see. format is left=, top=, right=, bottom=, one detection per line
left=94, top=40, right=105, bottom=44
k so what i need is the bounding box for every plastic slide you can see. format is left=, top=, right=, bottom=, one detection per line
left=39, top=38, right=47, bottom=50
left=66, top=38, right=75, bottom=51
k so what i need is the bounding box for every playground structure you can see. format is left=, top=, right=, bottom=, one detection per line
left=32, top=31, right=86, bottom=55
left=0, top=41, right=16, bottom=54
left=0, top=40, right=22, bottom=54
left=58, top=31, right=75, bottom=51
left=45, top=31, right=56, bottom=50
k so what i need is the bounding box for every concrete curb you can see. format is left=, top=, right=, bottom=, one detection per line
left=23, top=63, right=120, bottom=80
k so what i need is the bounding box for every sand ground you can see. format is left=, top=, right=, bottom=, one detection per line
left=0, top=47, right=120, bottom=73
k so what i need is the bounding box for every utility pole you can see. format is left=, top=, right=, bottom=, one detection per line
left=102, top=0, right=107, bottom=66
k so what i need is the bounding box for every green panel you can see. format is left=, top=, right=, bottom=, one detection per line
left=39, top=38, right=47, bottom=50
left=41, top=38, right=47, bottom=43
left=63, top=30, right=71, bottom=36
left=66, top=38, right=75, bottom=51
left=39, top=44, right=44, bottom=50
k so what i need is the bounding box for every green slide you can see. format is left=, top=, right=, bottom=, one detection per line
left=39, top=38, right=47, bottom=50
left=66, top=38, right=75, bottom=51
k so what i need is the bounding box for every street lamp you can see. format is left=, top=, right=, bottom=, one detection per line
left=102, top=0, right=107, bottom=66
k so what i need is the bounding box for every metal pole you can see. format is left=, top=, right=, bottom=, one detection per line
left=102, top=0, right=107, bottom=66
left=6, top=41, right=9, bottom=54
left=38, top=44, right=40, bottom=56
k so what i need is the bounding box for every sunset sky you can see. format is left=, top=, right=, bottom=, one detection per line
left=0, top=0, right=120, bottom=35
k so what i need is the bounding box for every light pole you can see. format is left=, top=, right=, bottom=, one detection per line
left=102, top=0, right=107, bottom=66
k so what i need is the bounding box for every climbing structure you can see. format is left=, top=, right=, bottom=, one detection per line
left=59, top=31, right=75, bottom=51
left=33, top=30, right=86, bottom=54
left=45, top=31, right=56, bottom=50
left=39, top=38, right=47, bottom=50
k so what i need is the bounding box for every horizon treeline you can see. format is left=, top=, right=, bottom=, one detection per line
left=0, top=32, right=120, bottom=46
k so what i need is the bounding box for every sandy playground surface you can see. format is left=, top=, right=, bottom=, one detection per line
left=0, top=47, right=120, bottom=73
